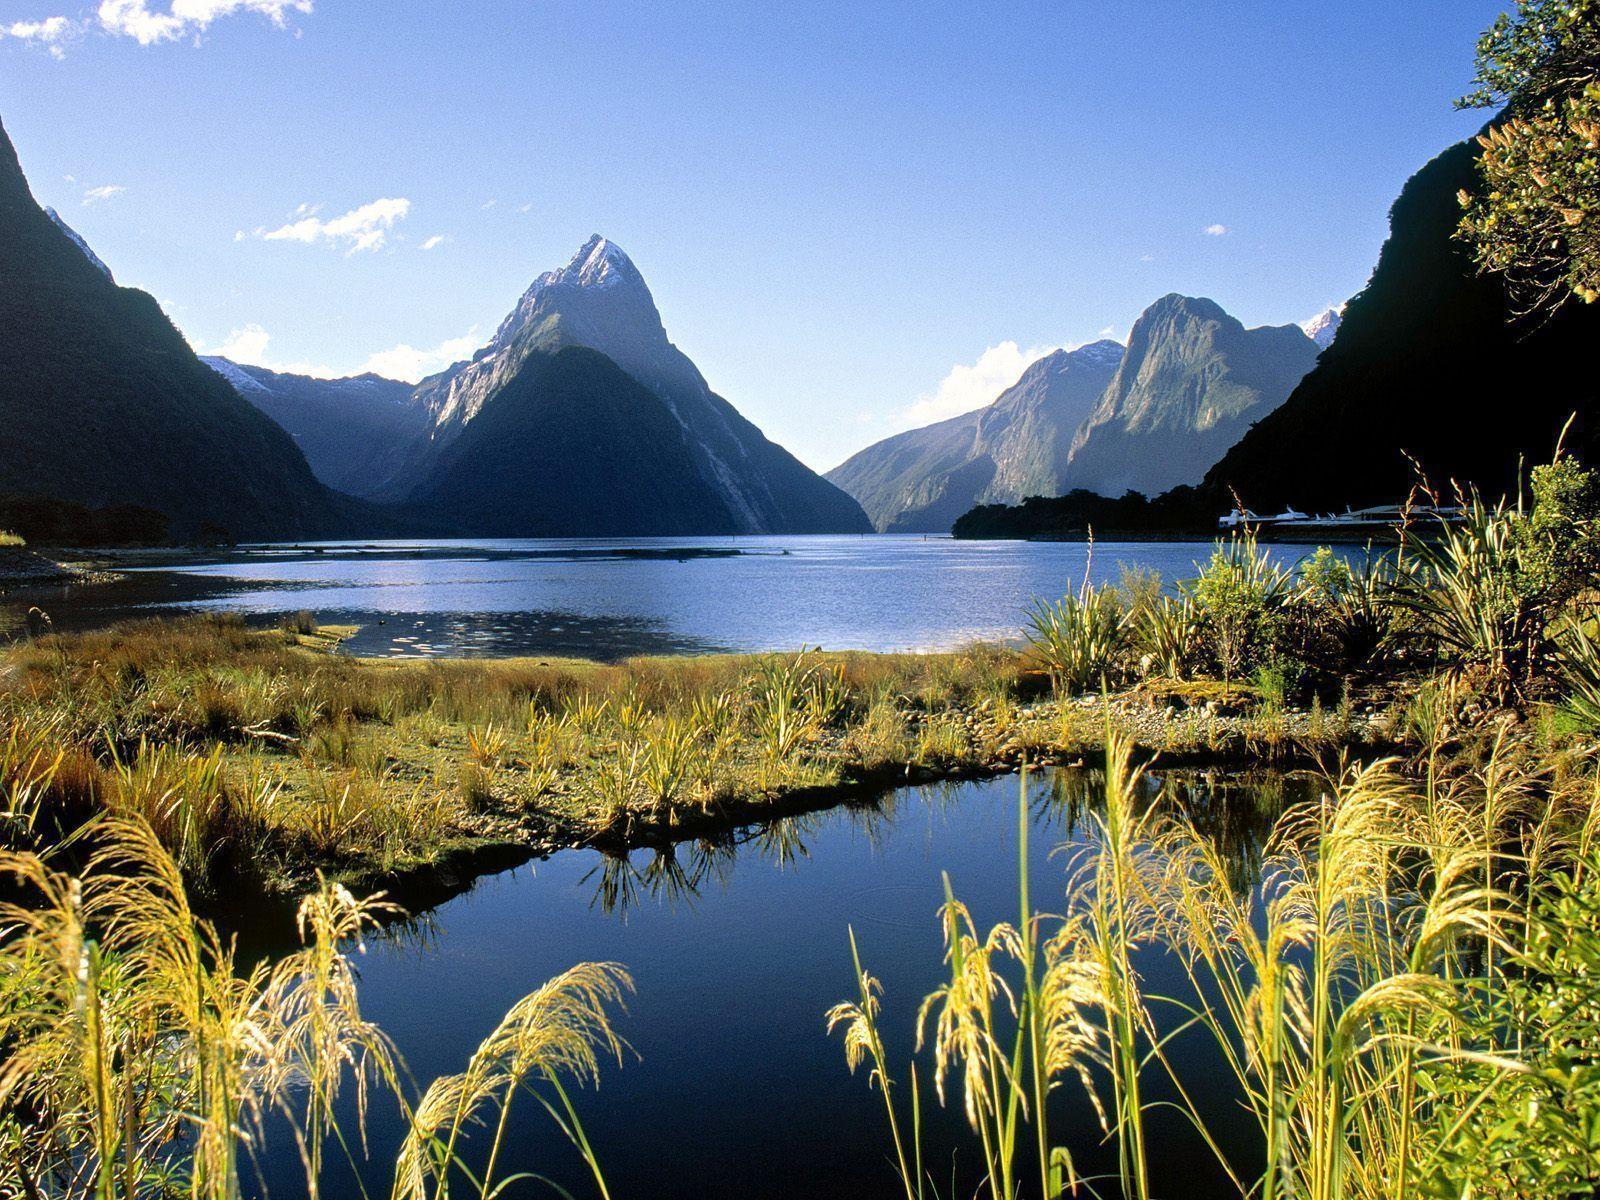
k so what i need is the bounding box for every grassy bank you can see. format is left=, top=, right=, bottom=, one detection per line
left=10, top=454, right=1600, bottom=900
left=0, top=610, right=1397, bottom=901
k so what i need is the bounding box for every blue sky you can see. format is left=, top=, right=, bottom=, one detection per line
left=2, top=1, right=1505, bottom=470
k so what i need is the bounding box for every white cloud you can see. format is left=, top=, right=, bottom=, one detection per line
left=201, top=322, right=479, bottom=383
left=209, top=323, right=273, bottom=363
left=82, top=184, right=126, bottom=204
left=1202, top=223, right=1229, bottom=237
left=480, top=199, right=497, bottom=210
left=4, top=16, right=75, bottom=56
left=254, top=197, right=410, bottom=254
left=359, top=331, right=480, bottom=383
left=419, top=234, right=446, bottom=251
left=97, top=0, right=310, bottom=45
left=896, top=341, right=1059, bottom=430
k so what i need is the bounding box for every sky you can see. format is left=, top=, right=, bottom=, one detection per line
left=2, top=0, right=1507, bottom=471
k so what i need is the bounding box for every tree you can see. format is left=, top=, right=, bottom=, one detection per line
left=1457, top=0, right=1600, bottom=311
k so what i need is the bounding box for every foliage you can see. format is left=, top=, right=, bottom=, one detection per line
left=1395, top=458, right=1600, bottom=703
left=0, top=816, right=628, bottom=1200
left=834, top=738, right=1600, bottom=1200
left=1181, top=531, right=1292, bottom=687
left=1418, top=848, right=1600, bottom=1198
left=1025, top=579, right=1128, bottom=694
left=1457, top=0, right=1600, bottom=308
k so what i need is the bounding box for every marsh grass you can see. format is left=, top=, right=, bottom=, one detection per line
left=834, top=735, right=1600, bottom=1200
left=0, top=618, right=1047, bottom=887
left=0, top=814, right=630, bottom=1200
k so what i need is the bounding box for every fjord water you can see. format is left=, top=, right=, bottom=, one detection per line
left=26, top=535, right=1328, bottom=658
left=249, top=767, right=1302, bottom=1200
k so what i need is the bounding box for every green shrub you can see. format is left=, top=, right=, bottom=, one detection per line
left=1395, top=460, right=1600, bottom=703
left=1024, top=582, right=1127, bottom=694
left=1181, top=531, right=1291, bottom=688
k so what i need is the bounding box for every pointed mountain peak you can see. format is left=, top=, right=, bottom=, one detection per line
left=1300, top=305, right=1344, bottom=349
left=571, top=234, right=635, bottom=286
left=533, top=234, right=642, bottom=295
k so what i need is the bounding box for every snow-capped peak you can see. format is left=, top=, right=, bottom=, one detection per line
left=1071, top=338, right=1125, bottom=366
left=1300, top=305, right=1344, bottom=349
left=570, top=234, right=634, bottom=287
left=528, top=234, right=638, bottom=296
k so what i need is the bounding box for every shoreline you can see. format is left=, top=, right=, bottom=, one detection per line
left=0, top=614, right=1407, bottom=922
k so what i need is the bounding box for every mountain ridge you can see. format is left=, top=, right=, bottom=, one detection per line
left=0, top=113, right=361, bottom=541
left=825, top=340, right=1124, bottom=532
left=1062, top=294, right=1320, bottom=498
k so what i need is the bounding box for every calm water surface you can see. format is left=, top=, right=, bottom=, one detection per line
left=13, top=536, right=1329, bottom=659
left=243, top=767, right=1307, bottom=1200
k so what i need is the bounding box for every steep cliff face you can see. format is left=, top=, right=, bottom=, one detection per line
left=1205, top=136, right=1600, bottom=511
left=826, top=341, right=1124, bottom=532
left=391, top=236, right=870, bottom=534
left=404, top=346, right=741, bottom=535
left=0, top=114, right=352, bottom=540
left=1063, top=295, right=1320, bottom=499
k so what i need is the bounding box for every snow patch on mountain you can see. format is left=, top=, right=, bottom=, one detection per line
left=200, top=356, right=272, bottom=395
left=1301, top=306, right=1344, bottom=349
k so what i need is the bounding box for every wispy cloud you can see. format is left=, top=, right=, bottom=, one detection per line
left=97, top=0, right=311, bottom=46
left=252, top=197, right=410, bottom=254
left=360, top=331, right=480, bottom=382
left=1202, top=223, right=1229, bottom=236
left=419, top=234, right=446, bottom=251
left=3, top=15, right=74, bottom=57
left=204, top=323, right=335, bottom=376
left=202, top=322, right=479, bottom=383
left=83, top=184, right=126, bottom=204
left=895, top=340, right=1058, bottom=430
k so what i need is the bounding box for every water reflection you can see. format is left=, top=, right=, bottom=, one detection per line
left=242, top=764, right=1309, bottom=1200
left=578, top=766, right=1312, bottom=919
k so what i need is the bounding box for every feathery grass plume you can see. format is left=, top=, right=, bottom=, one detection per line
left=262, top=878, right=405, bottom=1195
left=1, top=813, right=632, bottom=1200
left=1062, top=725, right=1166, bottom=1200
left=391, top=962, right=631, bottom=1200
left=827, top=927, right=920, bottom=1200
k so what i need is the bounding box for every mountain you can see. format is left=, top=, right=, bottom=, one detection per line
left=201, top=358, right=425, bottom=499
left=388, top=235, right=871, bottom=534
left=1301, top=307, right=1343, bottom=349
left=1061, top=295, right=1320, bottom=498
left=405, top=346, right=741, bottom=535
left=45, top=207, right=112, bottom=282
left=825, top=340, right=1124, bottom=532
left=1203, top=134, right=1600, bottom=512
left=0, top=114, right=354, bottom=540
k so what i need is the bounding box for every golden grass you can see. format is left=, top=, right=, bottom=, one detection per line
left=0, top=813, right=629, bottom=1200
